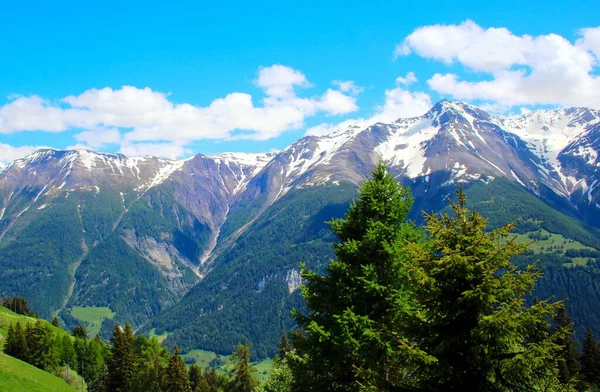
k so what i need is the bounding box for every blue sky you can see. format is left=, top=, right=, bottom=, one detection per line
left=0, top=0, right=599, bottom=161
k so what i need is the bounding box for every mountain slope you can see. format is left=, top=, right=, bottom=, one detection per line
left=0, top=353, right=78, bottom=392
left=2, top=100, right=600, bottom=354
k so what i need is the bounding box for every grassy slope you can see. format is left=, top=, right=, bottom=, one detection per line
left=0, top=306, right=68, bottom=341
left=513, top=229, right=597, bottom=266
left=183, top=349, right=273, bottom=382
left=0, top=352, right=76, bottom=392
left=69, top=306, right=115, bottom=337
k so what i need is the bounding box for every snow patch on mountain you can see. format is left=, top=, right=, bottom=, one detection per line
left=376, top=118, right=438, bottom=178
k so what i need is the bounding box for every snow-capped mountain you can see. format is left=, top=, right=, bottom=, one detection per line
left=2, top=100, right=600, bottom=353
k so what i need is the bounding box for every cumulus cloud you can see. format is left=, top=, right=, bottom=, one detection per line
left=317, top=89, right=359, bottom=115
left=118, top=141, right=191, bottom=159
left=0, top=64, right=360, bottom=154
left=304, top=81, right=432, bottom=137
left=395, top=72, right=418, bottom=86
left=332, top=80, right=364, bottom=94
left=369, top=87, right=432, bottom=123
left=75, top=128, right=122, bottom=148
left=0, top=143, right=43, bottom=164
left=254, top=64, right=309, bottom=98
left=397, top=21, right=600, bottom=109
left=578, top=27, right=600, bottom=60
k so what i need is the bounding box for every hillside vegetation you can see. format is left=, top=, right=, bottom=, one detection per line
left=0, top=352, right=77, bottom=392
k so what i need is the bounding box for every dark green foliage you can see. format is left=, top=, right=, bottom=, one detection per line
left=205, top=367, right=225, bottom=392
left=534, top=266, right=600, bottom=340
left=401, top=188, right=567, bottom=391
left=189, top=364, right=211, bottom=392
left=0, top=196, right=85, bottom=319
left=455, top=178, right=600, bottom=249
left=131, top=335, right=169, bottom=392
left=228, top=344, right=257, bottom=392
left=1, top=296, right=37, bottom=317
left=70, top=233, right=182, bottom=327
left=4, top=322, right=27, bottom=361
left=26, top=320, right=60, bottom=371
left=581, top=328, right=600, bottom=387
left=553, top=305, right=580, bottom=385
left=292, top=163, right=421, bottom=391
left=164, top=345, right=191, bottom=392
left=153, top=183, right=357, bottom=358
left=72, top=324, right=87, bottom=338
left=51, top=315, right=60, bottom=328
left=277, top=332, right=292, bottom=360
left=107, top=323, right=136, bottom=392
left=58, top=335, right=77, bottom=370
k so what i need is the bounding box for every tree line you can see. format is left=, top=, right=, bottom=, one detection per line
left=3, top=312, right=258, bottom=392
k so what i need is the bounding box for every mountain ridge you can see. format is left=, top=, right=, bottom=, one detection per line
left=2, top=100, right=600, bottom=357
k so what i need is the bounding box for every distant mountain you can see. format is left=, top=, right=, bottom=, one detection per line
left=2, top=100, right=600, bottom=357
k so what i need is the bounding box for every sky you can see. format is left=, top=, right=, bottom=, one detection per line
left=1, top=0, right=599, bottom=162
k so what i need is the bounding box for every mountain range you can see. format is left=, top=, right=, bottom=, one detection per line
left=2, top=100, right=600, bottom=357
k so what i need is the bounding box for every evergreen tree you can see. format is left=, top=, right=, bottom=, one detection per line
left=72, top=324, right=87, bottom=339
left=2, top=296, right=36, bottom=316
left=205, top=367, right=221, bottom=392
left=553, top=305, right=579, bottom=385
left=163, top=345, right=191, bottom=392
left=26, top=320, right=59, bottom=370
left=107, top=323, right=136, bottom=392
left=131, top=335, right=169, bottom=392
left=59, top=334, right=77, bottom=370
left=52, top=315, right=60, bottom=328
left=261, top=352, right=295, bottom=392
left=291, top=163, right=422, bottom=391
left=189, top=364, right=210, bottom=392
left=277, top=332, right=292, bottom=361
left=581, top=328, right=600, bottom=387
left=401, top=188, right=569, bottom=391
left=4, top=323, right=17, bottom=357
left=13, top=322, right=28, bottom=361
left=228, top=344, right=257, bottom=392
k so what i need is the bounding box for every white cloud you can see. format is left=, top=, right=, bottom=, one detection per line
left=118, top=141, right=191, bottom=159
left=0, top=65, right=360, bottom=151
left=397, top=21, right=600, bottom=109
left=75, top=127, right=121, bottom=148
left=317, top=89, right=359, bottom=115
left=395, top=72, right=418, bottom=86
left=304, top=81, right=431, bottom=136
left=370, top=87, right=431, bottom=123
left=332, top=80, right=364, bottom=94
left=578, top=27, right=600, bottom=60
left=0, top=143, right=43, bottom=164
left=254, top=64, right=309, bottom=98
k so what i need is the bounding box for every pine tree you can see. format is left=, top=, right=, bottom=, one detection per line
left=59, top=334, right=77, bottom=370
left=72, top=324, right=87, bottom=339
left=189, top=364, right=210, bottom=392
left=163, top=345, right=191, bottom=392
left=205, top=367, right=221, bottom=392
left=277, top=332, right=292, bottom=360
left=52, top=315, right=60, bottom=328
left=402, top=188, right=569, bottom=391
left=291, top=163, right=422, bottom=391
left=107, top=323, right=136, bottom=392
left=4, top=323, right=17, bottom=357
left=228, top=344, right=257, bottom=392
left=553, top=305, right=579, bottom=385
left=581, top=328, right=600, bottom=387
left=131, top=335, right=169, bottom=392
left=25, top=320, right=59, bottom=371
